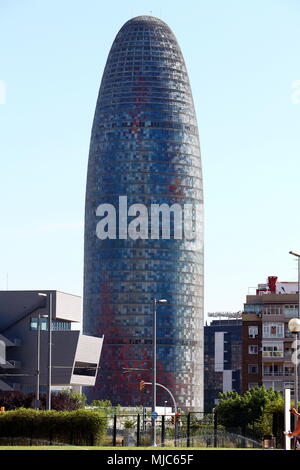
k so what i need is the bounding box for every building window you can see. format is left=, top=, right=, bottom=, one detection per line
left=244, top=304, right=262, bottom=313
left=262, top=342, right=283, bottom=357
left=248, top=383, right=258, bottom=390
left=284, top=305, right=298, bottom=318
left=263, top=381, right=273, bottom=389
left=30, top=318, right=72, bottom=331
left=284, top=381, right=295, bottom=389
left=263, top=323, right=284, bottom=339
left=285, top=327, right=294, bottom=338
left=249, top=345, right=258, bottom=354
left=262, top=305, right=282, bottom=315
left=73, top=362, right=98, bottom=377
left=263, top=365, right=283, bottom=376
left=248, top=326, right=258, bottom=338
left=285, top=347, right=293, bottom=358
left=248, top=364, right=259, bottom=374
left=263, top=380, right=283, bottom=391
left=30, top=318, right=47, bottom=331
left=284, top=366, right=295, bottom=376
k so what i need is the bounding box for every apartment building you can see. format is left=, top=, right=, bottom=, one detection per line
left=242, top=276, right=297, bottom=395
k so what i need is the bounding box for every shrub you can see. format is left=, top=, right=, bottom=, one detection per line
left=0, top=392, right=36, bottom=410
left=0, top=390, right=86, bottom=411
left=0, top=408, right=107, bottom=446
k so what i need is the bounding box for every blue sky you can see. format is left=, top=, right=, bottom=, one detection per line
left=0, top=0, right=300, bottom=321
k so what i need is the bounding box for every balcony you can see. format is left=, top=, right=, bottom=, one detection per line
left=285, top=331, right=295, bottom=339
left=263, top=371, right=284, bottom=376
left=263, top=364, right=295, bottom=376
left=262, top=352, right=284, bottom=358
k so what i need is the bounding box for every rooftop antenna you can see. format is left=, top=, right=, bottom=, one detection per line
left=208, top=311, right=242, bottom=320
left=6, top=272, right=8, bottom=290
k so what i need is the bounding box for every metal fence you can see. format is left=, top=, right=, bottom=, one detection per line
left=103, top=411, right=271, bottom=448
left=105, top=412, right=284, bottom=448
left=0, top=411, right=284, bottom=448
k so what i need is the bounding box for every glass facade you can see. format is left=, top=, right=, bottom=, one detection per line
left=30, top=318, right=72, bottom=331
left=83, top=16, right=203, bottom=410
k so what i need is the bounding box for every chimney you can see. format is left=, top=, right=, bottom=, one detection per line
left=268, top=276, right=277, bottom=294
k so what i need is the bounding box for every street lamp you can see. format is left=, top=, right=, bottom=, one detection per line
left=35, top=312, right=41, bottom=410
left=152, top=298, right=167, bottom=447
left=289, top=251, right=300, bottom=411
left=38, top=292, right=53, bottom=410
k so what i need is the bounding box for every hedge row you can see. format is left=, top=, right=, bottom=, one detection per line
left=0, top=391, right=85, bottom=411
left=0, top=408, right=107, bottom=445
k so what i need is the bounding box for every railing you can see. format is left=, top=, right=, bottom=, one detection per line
left=105, top=411, right=263, bottom=449
left=263, top=372, right=284, bottom=376
left=285, top=333, right=294, bottom=339
left=262, top=335, right=284, bottom=339
left=262, top=352, right=284, bottom=358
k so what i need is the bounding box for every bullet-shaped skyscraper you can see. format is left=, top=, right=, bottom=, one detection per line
left=83, top=16, right=204, bottom=410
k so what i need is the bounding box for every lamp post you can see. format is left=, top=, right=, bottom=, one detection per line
left=38, top=292, right=53, bottom=410
left=289, top=251, right=300, bottom=411
left=35, top=313, right=41, bottom=410
left=152, top=298, right=167, bottom=447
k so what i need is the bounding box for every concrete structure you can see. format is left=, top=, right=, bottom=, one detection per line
left=242, top=276, right=297, bottom=395
left=204, top=320, right=242, bottom=412
left=0, top=290, right=103, bottom=394
left=83, top=16, right=204, bottom=410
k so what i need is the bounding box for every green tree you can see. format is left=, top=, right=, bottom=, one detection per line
left=215, top=386, right=283, bottom=438
left=51, top=390, right=86, bottom=411
left=254, top=394, right=284, bottom=439
left=90, top=399, right=113, bottom=415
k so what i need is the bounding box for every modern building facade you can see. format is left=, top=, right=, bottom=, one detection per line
left=83, top=16, right=204, bottom=410
left=242, top=276, right=297, bottom=395
left=204, top=320, right=242, bottom=412
left=0, top=290, right=103, bottom=394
